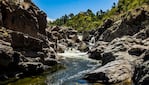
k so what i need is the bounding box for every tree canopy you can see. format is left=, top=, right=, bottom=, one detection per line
left=49, top=0, right=149, bottom=32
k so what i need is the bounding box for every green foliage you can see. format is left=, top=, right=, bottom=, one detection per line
left=49, top=0, right=149, bottom=31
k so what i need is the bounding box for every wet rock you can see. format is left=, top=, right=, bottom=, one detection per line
left=78, top=42, right=89, bottom=52
left=84, top=60, right=133, bottom=84
left=44, top=58, right=59, bottom=66
left=18, top=62, right=44, bottom=75
left=88, top=47, right=102, bottom=60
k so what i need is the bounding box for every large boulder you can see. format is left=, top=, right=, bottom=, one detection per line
left=11, top=31, right=43, bottom=51
left=18, top=62, right=44, bottom=75
left=78, top=42, right=89, bottom=52
left=88, top=47, right=103, bottom=60
left=84, top=60, right=134, bottom=84
left=0, top=1, right=47, bottom=37
left=100, top=7, right=149, bottom=42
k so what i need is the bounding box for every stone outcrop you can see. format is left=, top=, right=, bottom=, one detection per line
left=0, top=0, right=59, bottom=82
left=0, top=0, right=47, bottom=37
left=46, top=26, right=80, bottom=52
left=99, top=7, right=149, bottom=42
left=84, top=60, right=133, bottom=84
left=0, top=40, right=13, bottom=67
left=85, top=5, right=149, bottom=85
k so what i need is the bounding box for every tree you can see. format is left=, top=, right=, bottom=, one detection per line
left=61, top=14, right=69, bottom=24
left=112, top=2, right=116, bottom=8
left=68, top=13, right=74, bottom=18
left=86, top=9, right=94, bottom=16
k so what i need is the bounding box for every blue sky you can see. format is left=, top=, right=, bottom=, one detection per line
left=32, top=0, right=118, bottom=20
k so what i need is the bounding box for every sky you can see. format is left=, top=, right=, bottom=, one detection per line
left=32, top=0, right=118, bottom=21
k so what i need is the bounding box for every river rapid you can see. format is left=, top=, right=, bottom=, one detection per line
left=7, top=48, right=101, bottom=85
left=7, top=36, right=132, bottom=85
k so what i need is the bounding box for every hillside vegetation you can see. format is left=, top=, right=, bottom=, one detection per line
left=49, top=0, right=149, bottom=31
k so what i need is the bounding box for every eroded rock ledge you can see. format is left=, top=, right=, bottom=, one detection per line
left=84, top=5, right=149, bottom=85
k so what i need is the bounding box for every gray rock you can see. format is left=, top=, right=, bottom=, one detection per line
left=88, top=47, right=102, bottom=60
left=133, top=61, right=149, bottom=85
left=0, top=40, right=13, bottom=67
left=100, top=8, right=149, bottom=42
left=11, top=31, right=43, bottom=51
left=78, top=42, right=89, bottom=52
left=84, top=60, right=133, bottom=84
left=44, top=58, right=59, bottom=66
left=18, top=62, right=44, bottom=75
left=1, top=1, right=47, bottom=37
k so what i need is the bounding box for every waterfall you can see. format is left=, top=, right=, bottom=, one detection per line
left=89, top=36, right=95, bottom=46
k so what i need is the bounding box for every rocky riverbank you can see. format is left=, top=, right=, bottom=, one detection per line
left=83, top=4, right=149, bottom=85
left=0, top=0, right=81, bottom=83
left=0, top=0, right=149, bottom=85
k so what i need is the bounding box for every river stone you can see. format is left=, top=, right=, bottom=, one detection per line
left=18, top=62, right=44, bottom=75
left=88, top=47, right=102, bottom=60
left=84, top=60, right=133, bottom=84
left=78, top=42, right=89, bottom=52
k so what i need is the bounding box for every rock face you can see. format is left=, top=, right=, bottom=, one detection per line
left=0, top=40, right=13, bottom=67
left=46, top=26, right=80, bottom=52
left=11, top=31, right=43, bottom=51
left=133, top=50, right=149, bottom=85
left=0, top=0, right=81, bottom=82
left=85, top=5, right=149, bottom=85
left=0, top=0, right=59, bottom=82
left=84, top=60, right=133, bottom=84
left=1, top=1, right=47, bottom=37
left=99, top=7, right=149, bottom=42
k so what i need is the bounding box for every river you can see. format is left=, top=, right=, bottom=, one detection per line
left=7, top=36, right=132, bottom=85
left=6, top=48, right=101, bottom=85
left=7, top=48, right=132, bottom=85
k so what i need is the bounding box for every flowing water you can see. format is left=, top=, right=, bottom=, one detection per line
left=6, top=36, right=133, bottom=85
left=6, top=49, right=101, bottom=85
left=47, top=49, right=100, bottom=85
left=7, top=49, right=133, bottom=85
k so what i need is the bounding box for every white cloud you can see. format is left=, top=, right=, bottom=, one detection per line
left=47, top=17, right=55, bottom=22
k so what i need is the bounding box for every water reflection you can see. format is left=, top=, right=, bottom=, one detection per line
left=7, top=49, right=133, bottom=85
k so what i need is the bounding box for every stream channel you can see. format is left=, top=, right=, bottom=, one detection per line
left=7, top=36, right=133, bottom=85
